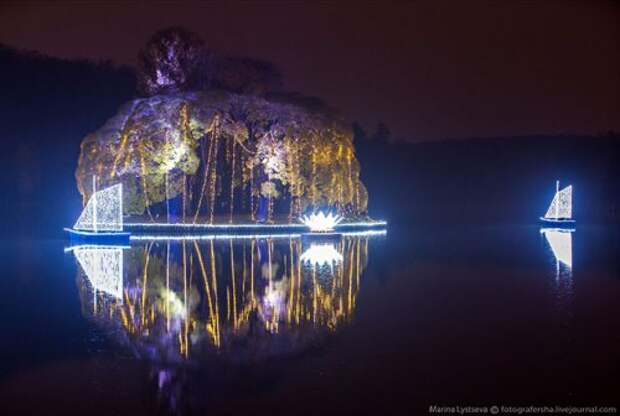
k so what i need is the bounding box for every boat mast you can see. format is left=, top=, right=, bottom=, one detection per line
left=555, top=180, right=559, bottom=219
left=93, top=175, right=98, bottom=232
left=118, top=183, right=123, bottom=231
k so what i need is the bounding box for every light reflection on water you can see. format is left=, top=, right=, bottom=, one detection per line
left=541, top=228, right=575, bottom=317
left=541, top=228, right=573, bottom=269
left=5, top=226, right=618, bottom=414
left=72, top=235, right=375, bottom=364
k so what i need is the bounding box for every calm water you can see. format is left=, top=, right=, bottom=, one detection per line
left=1, top=225, right=618, bottom=414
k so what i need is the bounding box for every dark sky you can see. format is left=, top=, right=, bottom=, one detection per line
left=1, top=1, right=618, bottom=141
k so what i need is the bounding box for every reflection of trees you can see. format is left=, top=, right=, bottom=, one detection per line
left=77, top=236, right=369, bottom=363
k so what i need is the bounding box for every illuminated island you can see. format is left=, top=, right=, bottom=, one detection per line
left=76, top=91, right=368, bottom=222
left=64, top=30, right=387, bottom=411
left=70, top=28, right=384, bottom=237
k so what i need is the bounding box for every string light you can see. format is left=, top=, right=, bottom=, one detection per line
left=124, top=219, right=386, bottom=230
left=129, top=233, right=303, bottom=241
left=126, top=229, right=386, bottom=242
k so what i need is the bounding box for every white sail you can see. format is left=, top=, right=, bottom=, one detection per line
left=543, top=229, right=572, bottom=268
left=74, top=246, right=124, bottom=300
left=74, top=183, right=123, bottom=231
left=544, top=185, right=572, bottom=219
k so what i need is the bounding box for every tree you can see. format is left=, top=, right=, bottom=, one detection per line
left=137, top=27, right=206, bottom=96
left=137, top=28, right=283, bottom=97
left=264, top=91, right=330, bottom=114
left=352, top=122, right=368, bottom=142
left=215, top=56, right=282, bottom=95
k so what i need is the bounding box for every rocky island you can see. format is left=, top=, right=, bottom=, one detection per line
left=75, top=28, right=368, bottom=224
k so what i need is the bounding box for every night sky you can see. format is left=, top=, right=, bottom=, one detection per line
left=1, top=1, right=618, bottom=141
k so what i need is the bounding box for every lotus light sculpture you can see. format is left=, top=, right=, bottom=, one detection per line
left=300, top=211, right=343, bottom=232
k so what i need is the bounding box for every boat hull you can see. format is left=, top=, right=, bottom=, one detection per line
left=539, top=217, right=576, bottom=228
left=64, top=228, right=131, bottom=244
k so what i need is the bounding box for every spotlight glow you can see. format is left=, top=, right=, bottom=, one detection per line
left=300, top=211, right=343, bottom=232
left=300, top=243, right=343, bottom=267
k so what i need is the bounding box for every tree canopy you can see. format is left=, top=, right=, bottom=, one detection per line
left=137, top=27, right=282, bottom=97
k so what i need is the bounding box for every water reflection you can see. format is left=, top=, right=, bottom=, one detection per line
left=300, top=242, right=343, bottom=268
left=541, top=228, right=573, bottom=275
left=541, top=228, right=574, bottom=312
left=68, top=245, right=127, bottom=300
left=541, top=228, right=573, bottom=269
left=70, top=235, right=378, bottom=364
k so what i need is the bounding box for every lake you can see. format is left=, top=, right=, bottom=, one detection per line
left=0, top=224, right=618, bottom=414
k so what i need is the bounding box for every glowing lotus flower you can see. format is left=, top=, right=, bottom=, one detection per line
left=300, top=211, right=342, bottom=232
left=300, top=243, right=343, bottom=267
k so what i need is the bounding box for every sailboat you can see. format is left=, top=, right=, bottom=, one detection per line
left=64, top=176, right=130, bottom=243
left=540, top=180, right=575, bottom=227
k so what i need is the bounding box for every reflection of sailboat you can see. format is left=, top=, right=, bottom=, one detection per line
left=540, top=180, right=575, bottom=227
left=540, top=228, right=574, bottom=308
left=64, top=176, right=130, bottom=243
left=541, top=228, right=573, bottom=268
left=69, top=245, right=125, bottom=300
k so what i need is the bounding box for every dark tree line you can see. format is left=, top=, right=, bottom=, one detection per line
left=352, top=121, right=392, bottom=143
left=1, top=43, right=137, bottom=237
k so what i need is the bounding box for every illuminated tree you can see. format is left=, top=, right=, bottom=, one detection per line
left=138, top=27, right=207, bottom=96
left=137, top=28, right=282, bottom=97
left=76, top=91, right=369, bottom=221
left=79, top=28, right=369, bottom=222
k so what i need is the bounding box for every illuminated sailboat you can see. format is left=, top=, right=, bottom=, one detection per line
left=64, top=176, right=130, bottom=243
left=540, top=180, right=575, bottom=227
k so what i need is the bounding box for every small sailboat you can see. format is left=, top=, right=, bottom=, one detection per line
left=64, top=176, right=130, bottom=243
left=540, top=180, right=575, bottom=227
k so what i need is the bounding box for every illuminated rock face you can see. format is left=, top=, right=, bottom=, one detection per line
left=76, top=91, right=368, bottom=222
